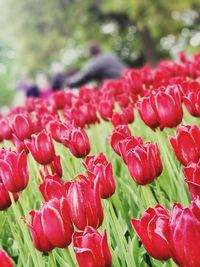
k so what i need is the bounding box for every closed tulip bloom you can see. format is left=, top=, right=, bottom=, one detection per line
left=98, top=100, right=114, bottom=121
left=151, top=85, right=183, bottom=129
left=111, top=111, right=129, bottom=127
left=137, top=96, right=160, bottom=129
left=28, top=210, right=54, bottom=252
left=122, top=104, right=134, bottom=124
left=49, top=120, right=73, bottom=143
left=84, top=153, right=116, bottom=199
left=51, top=91, right=67, bottom=109
left=0, top=149, right=29, bottom=192
left=123, top=69, right=143, bottom=94
left=170, top=199, right=200, bottom=266
left=0, top=181, right=19, bottom=210
left=169, top=125, right=200, bottom=166
left=126, top=143, right=162, bottom=185
left=62, top=127, right=90, bottom=158
left=0, top=117, right=12, bottom=141
left=39, top=174, right=67, bottom=201
left=25, top=130, right=55, bottom=165
left=73, top=227, right=112, bottom=267
left=131, top=205, right=171, bottom=260
left=11, top=113, right=34, bottom=141
left=109, top=125, right=131, bottom=155
left=118, top=136, right=143, bottom=164
left=183, top=162, right=200, bottom=200
left=12, top=134, right=29, bottom=153
left=41, top=197, right=74, bottom=248
left=0, top=249, right=14, bottom=267
left=67, top=175, right=103, bottom=230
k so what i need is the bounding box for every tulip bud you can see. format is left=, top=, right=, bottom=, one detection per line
left=67, top=175, right=103, bottom=230
left=111, top=112, right=129, bottom=127
left=39, top=174, right=67, bottom=201
left=62, top=127, right=90, bottom=158
left=131, top=205, right=171, bottom=260
left=11, top=113, right=34, bottom=141
left=118, top=136, right=143, bottom=163
left=0, top=149, right=29, bottom=192
left=0, top=181, right=18, bottom=210
left=84, top=153, right=116, bottom=198
left=183, top=161, right=200, bottom=200
left=0, top=117, right=12, bottom=141
left=109, top=125, right=131, bottom=155
left=170, top=199, right=200, bottom=266
left=169, top=124, right=200, bottom=166
left=123, top=69, right=143, bottom=94
left=41, top=198, right=74, bottom=248
left=98, top=100, right=114, bottom=121
left=126, top=143, right=162, bottom=185
left=0, top=249, right=14, bottom=267
left=25, top=130, right=55, bottom=165
left=73, top=227, right=112, bottom=267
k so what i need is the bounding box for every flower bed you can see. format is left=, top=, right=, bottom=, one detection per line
left=0, top=52, right=200, bottom=266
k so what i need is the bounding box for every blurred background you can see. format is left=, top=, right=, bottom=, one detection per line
left=0, top=0, right=199, bottom=107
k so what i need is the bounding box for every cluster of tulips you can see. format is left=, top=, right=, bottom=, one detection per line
left=0, top=51, right=200, bottom=267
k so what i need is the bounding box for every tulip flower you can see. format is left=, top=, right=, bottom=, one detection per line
left=39, top=174, right=67, bottom=201
left=126, top=143, right=162, bottom=185
left=137, top=85, right=183, bottom=129
left=0, top=181, right=18, bottom=210
left=28, top=210, right=54, bottom=252
left=169, top=124, right=200, bottom=166
left=67, top=175, right=103, bottom=230
left=170, top=199, right=200, bottom=266
left=0, top=249, right=14, bottom=267
left=98, top=100, right=114, bottom=121
left=0, top=149, right=29, bottom=192
left=118, top=136, right=143, bottom=164
left=49, top=120, right=73, bottom=143
left=62, top=127, right=90, bottom=158
left=181, top=80, right=200, bottom=117
left=109, top=125, right=131, bottom=155
left=111, top=111, right=129, bottom=127
left=84, top=153, right=116, bottom=198
left=0, top=117, right=12, bottom=141
left=123, top=69, right=143, bottom=94
left=25, top=130, right=55, bottom=165
left=11, top=113, right=34, bottom=141
left=51, top=91, right=67, bottom=109
left=131, top=205, right=171, bottom=260
left=28, top=197, right=73, bottom=251
left=73, top=227, right=112, bottom=267
left=183, top=161, right=200, bottom=200
left=41, top=198, right=74, bottom=248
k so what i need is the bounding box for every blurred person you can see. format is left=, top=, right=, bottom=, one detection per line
left=66, top=42, right=126, bottom=88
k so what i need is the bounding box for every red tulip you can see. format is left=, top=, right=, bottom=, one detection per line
left=169, top=125, right=200, bottom=166
left=98, top=100, right=114, bottom=121
left=170, top=199, right=200, bottom=266
left=122, top=104, right=134, bottom=124
left=123, top=69, right=143, bottom=94
left=49, top=120, right=73, bottom=143
left=67, top=175, right=103, bottom=230
left=73, top=227, right=112, bottom=267
left=118, top=136, right=143, bottom=164
left=62, top=127, right=90, bottom=158
left=137, top=85, right=183, bottom=129
left=111, top=111, right=129, bottom=127
left=0, top=249, right=14, bottom=267
left=41, top=198, right=74, bottom=248
left=109, top=125, right=131, bottom=155
left=0, top=149, right=29, bottom=192
left=0, top=117, right=12, bottom=141
left=28, top=210, right=54, bottom=252
left=25, top=130, right=55, bottom=165
left=126, top=143, right=162, bottom=185
left=39, top=174, right=67, bottom=201
left=183, top=162, right=200, bottom=200
left=51, top=91, right=67, bottom=109
left=131, top=205, right=171, bottom=260
left=0, top=181, right=18, bottom=210
left=11, top=113, right=34, bottom=141
left=84, top=153, right=116, bottom=198
left=12, top=134, right=29, bottom=153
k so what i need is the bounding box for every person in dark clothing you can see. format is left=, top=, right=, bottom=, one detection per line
left=26, top=84, right=40, bottom=97
left=66, top=43, right=126, bottom=88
